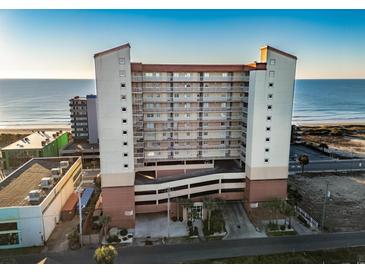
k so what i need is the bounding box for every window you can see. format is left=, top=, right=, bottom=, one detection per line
left=222, top=72, right=228, bottom=77
left=174, top=94, right=179, bottom=98
left=156, top=113, right=160, bottom=118
left=119, top=70, right=126, bottom=77
left=123, top=142, right=128, bottom=146
left=121, top=83, right=126, bottom=88
left=124, top=164, right=129, bottom=168
left=187, top=132, right=190, bottom=136
left=145, top=72, right=153, bottom=77
left=119, top=58, right=125, bottom=64
left=267, top=105, right=272, bottom=110
left=185, top=103, right=191, bottom=108
left=221, top=140, right=225, bottom=144
left=204, top=132, right=208, bottom=136
left=122, top=107, right=127, bottom=112
left=221, top=122, right=225, bottom=126
left=221, top=102, right=226, bottom=108
left=173, top=72, right=179, bottom=77
left=266, top=116, right=272, bottom=121
left=123, top=130, right=127, bottom=135
left=174, top=113, right=179, bottom=117
left=147, top=122, right=154, bottom=129
left=269, top=71, right=275, bottom=78
left=155, top=73, right=160, bottom=77
left=266, top=127, right=271, bottom=132
left=204, top=113, right=209, bottom=117
left=123, top=153, right=128, bottom=157
left=122, top=119, right=127, bottom=124
left=185, top=73, right=191, bottom=78
left=185, top=113, right=190, bottom=118
left=265, top=137, right=270, bottom=142
left=265, top=148, right=270, bottom=152
left=147, top=113, right=154, bottom=118
left=204, top=73, right=210, bottom=77
left=270, top=59, right=276, bottom=65
left=203, top=102, right=209, bottom=108
left=268, top=94, right=273, bottom=99
left=264, top=158, right=269, bottom=163
left=268, top=82, right=274, bottom=88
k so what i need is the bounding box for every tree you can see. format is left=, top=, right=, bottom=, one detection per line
left=318, top=143, right=329, bottom=152
left=99, top=215, right=111, bottom=240
left=67, top=229, right=80, bottom=250
left=298, top=154, right=309, bottom=174
left=279, top=201, right=295, bottom=227
left=263, top=198, right=282, bottom=225
left=203, top=197, right=220, bottom=232
left=94, top=245, right=118, bottom=264
left=178, top=198, right=194, bottom=221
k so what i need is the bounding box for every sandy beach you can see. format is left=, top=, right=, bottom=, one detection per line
left=0, top=124, right=71, bottom=134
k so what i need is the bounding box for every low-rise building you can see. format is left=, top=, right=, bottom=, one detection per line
left=1, top=130, right=69, bottom=170
left=0, top=157, right=82, bottom=249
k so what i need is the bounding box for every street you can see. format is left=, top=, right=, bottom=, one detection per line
left=3, top=231, right=365, bottom=263
left=289, top=159, right=365, bottom=174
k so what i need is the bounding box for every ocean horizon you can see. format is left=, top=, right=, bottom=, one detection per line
left=0, top=78, right=365, bottom=128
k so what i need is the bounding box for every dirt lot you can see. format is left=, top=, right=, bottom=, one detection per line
left=289, top=172, right=365, bottom=232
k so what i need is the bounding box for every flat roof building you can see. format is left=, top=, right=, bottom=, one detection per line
left=1, top=130, right=69, bottom=170
left=94, top=43, right=297, bottom=228
left=0, top=157, right=82, bottom=249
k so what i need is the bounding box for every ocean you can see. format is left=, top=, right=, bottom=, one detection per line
left=0, top=79, right=364, bottom=128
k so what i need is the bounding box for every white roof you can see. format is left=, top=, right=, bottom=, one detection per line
left=2, top=131, right=62, bottom=150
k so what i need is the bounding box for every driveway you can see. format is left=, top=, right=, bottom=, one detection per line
left=134, top=213, right=188, bottom=238
left=222, top=202, right=266, bottom=239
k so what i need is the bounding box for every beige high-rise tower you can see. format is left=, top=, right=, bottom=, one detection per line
left=94, top=44, right=297, bottom=228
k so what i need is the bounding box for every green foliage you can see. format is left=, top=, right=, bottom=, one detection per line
left=107, top=235, right=120, bottom=243
left=203, top=209, right=225, bottom=236
left=119, top=228, right=128, bottom=236
left=67, top=229, right=80, bottom=250
left=94, top=245, right=118, bottom=264
left=298, top=154, right=310, bottom=174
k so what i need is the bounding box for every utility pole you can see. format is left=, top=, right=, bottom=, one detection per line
left=167, top=187, right=171, bottom=238
left=321, top=181, right=330, bottom=231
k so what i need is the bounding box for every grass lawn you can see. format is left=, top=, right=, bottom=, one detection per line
left=191, top=246, right=365, bottom=264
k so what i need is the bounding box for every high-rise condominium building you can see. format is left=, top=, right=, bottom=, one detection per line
left=69, top=95, right=99, bottom=144
left=94, top=43, right=297, bottom=228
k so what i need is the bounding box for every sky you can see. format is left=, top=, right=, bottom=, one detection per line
left=0, top=9, right=365, bottom=79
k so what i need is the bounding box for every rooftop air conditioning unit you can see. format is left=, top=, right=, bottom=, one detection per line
left=60, top=161, right=69, bottom=169
left=51, top=167, right=62, bottom=180
left=28, top=190, right=42, bottom=205
left=40, top=177, right=54, bottom=190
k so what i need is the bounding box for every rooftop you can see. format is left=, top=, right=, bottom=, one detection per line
left=2, top=130, right=64, bottom=151
left=0, top=157, right=78, bottom=207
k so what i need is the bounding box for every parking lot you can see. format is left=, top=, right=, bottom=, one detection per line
left=290, top=144, right=333, bottom=161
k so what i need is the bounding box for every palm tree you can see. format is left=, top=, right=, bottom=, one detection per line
left=178, top=198, right=194, bottom=221
left=94, top=245, right=118, bottom=264
left=99, top=215, right=111, bottom=240
left=203, top=197, right=220, bottom=232
left=298, top=154, right=309, bottom=174
left=318, top=143, right=329, bottom=152
left=279, top=201, right=295, bottom=227
left=263, top=198, right=282, bottom=225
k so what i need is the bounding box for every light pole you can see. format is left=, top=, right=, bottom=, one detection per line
left=167, top=187, right=171, bottom=238
left=321, top=181, right=330, bottom=231
left=76, top=185, right=83, bottom=247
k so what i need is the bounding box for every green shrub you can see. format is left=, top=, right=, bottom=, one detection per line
left=107, top=235, right=120, bottom=243
left=120, top=228, right=128, bottom=236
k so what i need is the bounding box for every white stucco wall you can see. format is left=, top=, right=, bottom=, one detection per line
left=245, top=48, right=296, bottom=180
left=95, top=46, right=135, bottom=187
